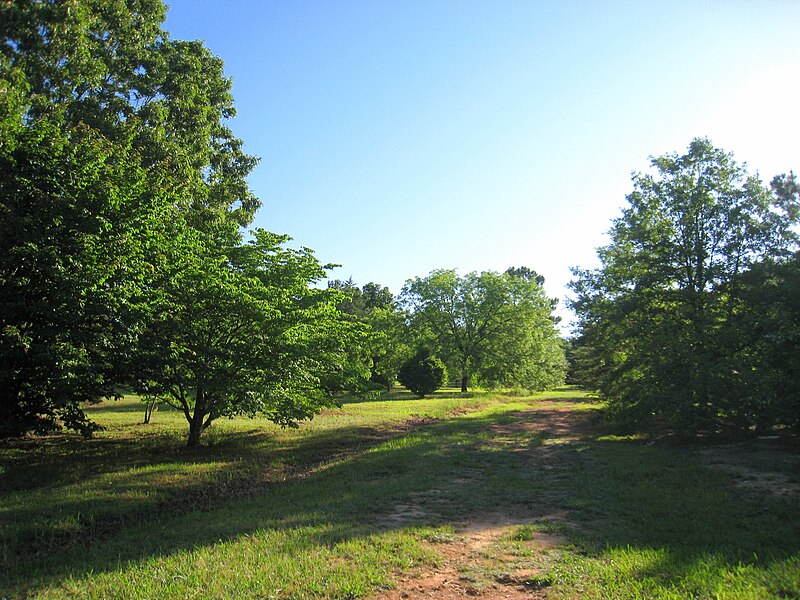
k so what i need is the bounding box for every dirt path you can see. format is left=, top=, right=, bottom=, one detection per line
left=377, top=401, right=593, bottom=599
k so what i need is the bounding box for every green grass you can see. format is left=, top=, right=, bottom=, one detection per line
left=541, top=436, right=800, bottom=599
left=1, top=387, right=798, bottom=598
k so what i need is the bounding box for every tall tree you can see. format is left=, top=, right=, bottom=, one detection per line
left=2, top=0, right=258, bottom=232
left=401, top=269, right=565, bottom=392
left=0, top=0, right=258, bottom=436
left=0, top=115, right=160, bottom=436
left=570, top=139, right=799, bottom=432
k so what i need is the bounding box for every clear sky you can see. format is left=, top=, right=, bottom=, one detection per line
left=163, top=0, right=800, bottom=330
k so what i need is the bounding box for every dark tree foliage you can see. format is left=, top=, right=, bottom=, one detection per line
left=1, top=0, right=258, bottom=437
left=728, top=255, right=800, bottom=434
left=505, top=266, right=545, bottom=286
left=398, top=347, right=447, bottom=399
left=0, top=117, right=155, bottom=436
left=570, top=139, right=799, bottom=435
left=328, top=278, right=393, bottom=317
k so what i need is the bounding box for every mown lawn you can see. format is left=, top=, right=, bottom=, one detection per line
left=1, top=388, right=798, bottom=598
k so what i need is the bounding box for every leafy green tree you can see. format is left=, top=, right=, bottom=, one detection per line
left=398, top=347, right=447, bottom=398
left=1, top=0, right=258, bottom=436
left=570, top=139, right=799, bottom=433
left=0, top=116, right=158, bottom=437
left=361, top=282, right=395, bottom=311
left=401, top=269, right=565, bottom=392
left=364, top=306, right=412, bottom=391
left=328, top=279, right=394, bottom=317
left=328, top=280, right=410, bottom=392
left=129, top=231, right=368, bottom=446
left=726, top=252, right=800, bottom=434
left=2, top=0, right=258, bottom=234
left=482, top=269, right=568, bottom=391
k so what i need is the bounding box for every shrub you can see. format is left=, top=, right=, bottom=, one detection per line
left=398, top=348, right=447, bottom=398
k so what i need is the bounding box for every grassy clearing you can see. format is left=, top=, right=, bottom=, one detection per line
left=0, top=388, right=494, bottom=572
left=1, top=388, right=799, bottom=598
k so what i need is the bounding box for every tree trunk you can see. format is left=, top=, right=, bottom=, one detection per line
left=143, top=397, right=158, bottom=424
left=186, top=389, right=208, bottom=447
left=187, top=419, right=203, bottom=447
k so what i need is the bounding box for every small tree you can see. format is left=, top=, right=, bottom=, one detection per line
left=128, top=230, right=369, bottom=446
left=398, top=348, right=447, bottom=398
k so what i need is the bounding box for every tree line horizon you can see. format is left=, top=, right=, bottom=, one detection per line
left=2, top=1, right=797, bottom=445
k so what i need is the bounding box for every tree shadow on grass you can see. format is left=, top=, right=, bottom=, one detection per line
left=3, top=399, right=799, bottom=597
left=530, top=433, right=800, bottom=597
left=341, top=387, right=478, bottom=404
left=0, top=421, right=409, bottom=570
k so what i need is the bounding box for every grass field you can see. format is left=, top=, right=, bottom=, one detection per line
left=1, top=388, right=798, bottom=598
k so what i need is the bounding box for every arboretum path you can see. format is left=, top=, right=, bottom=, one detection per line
left=376, top=402, right=594, bottom=599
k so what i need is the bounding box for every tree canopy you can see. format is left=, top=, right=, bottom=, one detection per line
left=570, top=139, right=799, bottom=434
left=1, top=0, right=260, bottom=438
left=401, top=269, right=566, bottom=392
left=1, top=1, right=374, bottom=444
left=0, top=115, right=159, bottom=436
left=327, top=279, right=411, bottom=392
left=129, top=231, right=368, bottom=446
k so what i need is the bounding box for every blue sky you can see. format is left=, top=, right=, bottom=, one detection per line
left=164, top=0, right=800, bottom=329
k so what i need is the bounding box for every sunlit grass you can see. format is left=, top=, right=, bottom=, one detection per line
left=547, top=546, right=800, bottom=599
left=54, top=528, right=436, bottom=599
left=2, top=386, right=798, bottom=599
left=0, top=386, right=504, bottom=591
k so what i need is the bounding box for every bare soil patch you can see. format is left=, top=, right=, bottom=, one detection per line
left=379, top=514, right=561, bottom=599
left=489, top=402, right=596, bottom=443
left=695, top=445, right=800, bottom=498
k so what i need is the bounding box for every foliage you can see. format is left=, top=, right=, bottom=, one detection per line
left=505, top=265, right=545, bottom=286
left=1, top=0, right=259, bottom=235
left=329, top=279, right=411, bottom=391
left=0, top=0, right=258, bottom=437
left=128, top=230, right=368, bottom=446
left=401, top=269, right=566, bottom=392
left=398, top=347, right=447, bottom=398
left=728, top=252, right=800, bottom=433
left=570, top=139, right=799, bottom=433
left=0, top=115, right=156, bottom=437
left=329, top=278, right=394, bottom=317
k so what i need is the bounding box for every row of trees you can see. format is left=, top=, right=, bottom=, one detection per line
left=402, top=267, right=566, bottom=393
left=9, top=2, right=792, bottom=444
left=570, top=139, right=799, bottom=436
left=332, top=268, right=567, bottom=397
left=1, top=1, right=567, bottom=446
left=0, top=0, right=369, bottom=445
